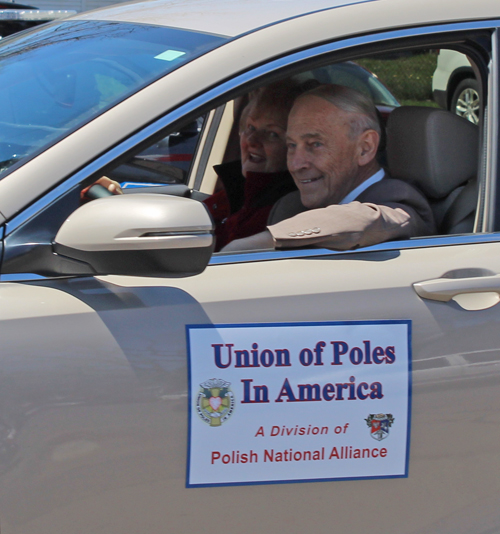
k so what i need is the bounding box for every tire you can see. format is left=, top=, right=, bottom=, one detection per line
left=450, top=78, right=480, bottom=124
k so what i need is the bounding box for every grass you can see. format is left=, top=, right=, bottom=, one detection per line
left=357, top=52, right=438, bottom=104
left=400, top=99, right=440, bottom=108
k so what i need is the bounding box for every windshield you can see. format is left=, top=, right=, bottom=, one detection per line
left=0, top=20, right=227, bottom=177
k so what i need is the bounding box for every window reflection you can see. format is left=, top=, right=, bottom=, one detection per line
left=0, top=20, right=226, bottom=177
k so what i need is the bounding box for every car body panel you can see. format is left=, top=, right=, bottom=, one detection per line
left=72, top=0, right=377, bottom=37
left=0, top=240, right=499, bottom=532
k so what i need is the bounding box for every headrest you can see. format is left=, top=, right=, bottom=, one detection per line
left=386, top=106, right=478, bottom=200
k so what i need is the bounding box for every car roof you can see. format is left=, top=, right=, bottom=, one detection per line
left=72, top=0, right=372, bottom=37
left=70, top=0, right=499, bottom=39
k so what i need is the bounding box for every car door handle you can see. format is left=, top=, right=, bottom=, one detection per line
left=413, top=273, right=500, bottom=302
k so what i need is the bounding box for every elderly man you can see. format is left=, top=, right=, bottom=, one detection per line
left=222, top=84, right=435, bottom=252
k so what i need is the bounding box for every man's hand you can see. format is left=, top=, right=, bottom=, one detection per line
left=220, top=230, right=275, bottom=252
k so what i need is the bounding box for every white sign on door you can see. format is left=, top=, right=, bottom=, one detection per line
left=186, top=320, right=411, bottom=487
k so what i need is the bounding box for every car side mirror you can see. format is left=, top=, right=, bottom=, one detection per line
left=53, top=194, right=214, bottom=277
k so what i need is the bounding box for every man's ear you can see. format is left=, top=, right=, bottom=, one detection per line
left=357, top=129, right=379, bottom=166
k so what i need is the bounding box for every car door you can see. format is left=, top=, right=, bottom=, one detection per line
left=0, top=20, right=498, bottom=534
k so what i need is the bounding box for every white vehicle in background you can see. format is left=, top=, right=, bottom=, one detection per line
left=432, top=49, right=480, bottom=123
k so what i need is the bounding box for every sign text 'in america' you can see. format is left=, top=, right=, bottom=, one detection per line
left=212, top=339, right=395, bottom=403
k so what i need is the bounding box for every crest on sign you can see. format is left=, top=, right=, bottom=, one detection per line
left=365, top=413, right=394, bottom=441
left=196, top=378, right=235, bottom=426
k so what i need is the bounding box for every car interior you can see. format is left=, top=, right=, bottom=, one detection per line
left=99, top=45, right=484, bottom=243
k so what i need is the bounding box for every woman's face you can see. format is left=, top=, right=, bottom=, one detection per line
left=239, top=102, right=288, bottom=177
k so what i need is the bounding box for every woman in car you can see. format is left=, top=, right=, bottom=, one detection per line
left=204, top=79, right=307, bottom=251
left=85, top=79, right=307, bottom=251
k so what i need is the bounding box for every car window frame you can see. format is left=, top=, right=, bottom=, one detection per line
left=1, top=19, right=498, bottom=281
left=484, top=28, right=500, bottom=231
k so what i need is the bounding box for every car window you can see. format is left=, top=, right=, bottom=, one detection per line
left=0, top=20, right=227, bottom=179
left=354, top=48, right=481, bottom=236
left=204, top=48, right=481, bottom=249
left=86, top=47, right=483, bottom=244
left=111, top=116, right=207, bottom=187
left=0, top=39, right=488, bottom=279
left=104, top=60, right=402, bottom=193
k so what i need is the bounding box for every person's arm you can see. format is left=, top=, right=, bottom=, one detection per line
left=221, top=178, right=436, bottom=253
left=221, top=202, right=413, bottom=252
left=268, top=201, right=413, bottom=250
left=269, top=176, right=437, bottom=251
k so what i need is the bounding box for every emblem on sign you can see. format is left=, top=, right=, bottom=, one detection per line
left=365, top=413, right=394, bottom=441
left=196, top=378, right=235, bottom=426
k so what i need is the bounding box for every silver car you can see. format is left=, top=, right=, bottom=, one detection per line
left=0, top=0, right=498, bottom=532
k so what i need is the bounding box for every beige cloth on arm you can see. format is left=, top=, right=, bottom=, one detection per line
left=268, top=178, right=436, bottom=250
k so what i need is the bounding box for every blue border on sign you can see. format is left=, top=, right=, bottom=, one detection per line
left=406, top=320, right=413, bottom=479
left=185, top=319, right=412, bottom=488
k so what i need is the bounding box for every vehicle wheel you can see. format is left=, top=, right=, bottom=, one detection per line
left=450, top=78, right=480, bottom=124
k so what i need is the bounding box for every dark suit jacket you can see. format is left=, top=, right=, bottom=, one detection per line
left=267, top=177, right=436, bottom=250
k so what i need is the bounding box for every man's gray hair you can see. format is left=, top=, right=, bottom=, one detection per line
left=297, top=83, right=381, bottom=139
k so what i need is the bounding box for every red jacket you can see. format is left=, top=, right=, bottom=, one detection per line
left=204, top=160, right=296, bottom=251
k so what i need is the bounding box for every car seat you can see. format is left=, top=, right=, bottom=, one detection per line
left=386, top=106, right=479, bottom=234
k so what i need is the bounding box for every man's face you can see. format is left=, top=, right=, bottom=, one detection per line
left=286, top=95, right=364, bottom=209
